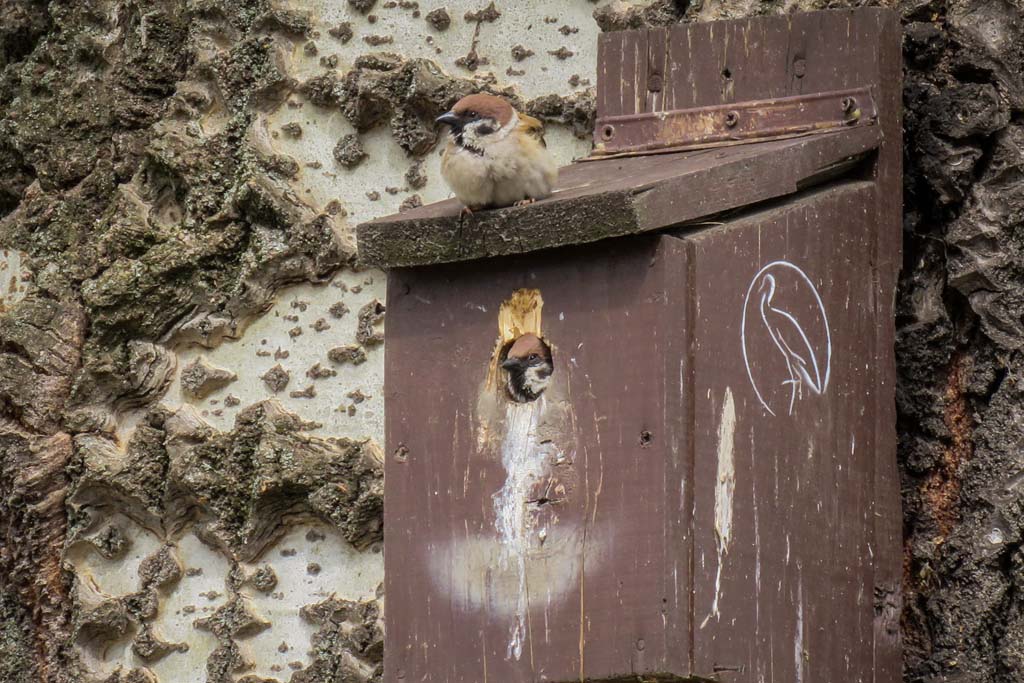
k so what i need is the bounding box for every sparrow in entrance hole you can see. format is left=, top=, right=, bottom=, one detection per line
left=501, top=333, right=553, bottom=403
left=436, top=94, right=558, bottom=211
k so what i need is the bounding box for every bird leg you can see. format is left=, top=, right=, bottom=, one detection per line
left=460, top=206, right=474, bottom=218
left=514, top=198, right=536, bottom=207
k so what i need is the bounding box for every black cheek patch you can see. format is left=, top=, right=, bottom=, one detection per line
left=476, top=123, right=495, bottom=136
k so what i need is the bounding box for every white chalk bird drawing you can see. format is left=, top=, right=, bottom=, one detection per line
left=741, top=261, right=832, bottom=416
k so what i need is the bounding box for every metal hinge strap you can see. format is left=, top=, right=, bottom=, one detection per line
left=592, top=87, right=878, bottom=156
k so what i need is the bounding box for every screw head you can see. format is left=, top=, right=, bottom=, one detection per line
left=648, top=73, right=663, bottom=92
left=793, top=58, right=807, bottom=78
left=724, top=111, right=740, bottom=128
left=601, top=124, right=615, bottom=141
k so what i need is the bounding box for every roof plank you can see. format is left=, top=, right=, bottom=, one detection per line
left=356, top=126, right=879, bottom=268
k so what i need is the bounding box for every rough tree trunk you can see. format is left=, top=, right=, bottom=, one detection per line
left=0, top=1, right=1021, bottom=682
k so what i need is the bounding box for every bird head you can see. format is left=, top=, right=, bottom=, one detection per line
left=501, top=333, right=553, bottom=402
left=757, top=273, right=777, bottom=299
left=436, top=94, right=515, bottom=150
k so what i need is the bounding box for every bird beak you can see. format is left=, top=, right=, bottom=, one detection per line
left=501, top=358, right=520, bottom=370
left=436, top=111, right=462, bottom=130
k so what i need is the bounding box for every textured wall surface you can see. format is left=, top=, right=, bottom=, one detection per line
left=0, top=0, right=1022, bottom=682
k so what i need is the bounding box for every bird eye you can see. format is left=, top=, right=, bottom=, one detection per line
left=528, top=353, right=539, bottom=361
left=466, top=110, right=476, bottom=117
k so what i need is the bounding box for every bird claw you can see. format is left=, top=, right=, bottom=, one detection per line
left=514, top=198, right=536, bottom=207
left=459, top=206, right=474, bottom=218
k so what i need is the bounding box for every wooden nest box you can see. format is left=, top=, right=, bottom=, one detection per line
left=358, top=8, right=902, bottom=683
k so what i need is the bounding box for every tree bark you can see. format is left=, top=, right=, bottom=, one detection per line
left=0, top=0, right=1022, bottom=682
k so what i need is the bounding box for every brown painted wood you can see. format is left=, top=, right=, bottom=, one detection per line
left=600, top=8, right=894, bottom=117
left=385, top=236, right=693, bottom=683
left=868, top=13, right=903, bottom=683
left=685, top=181, right=880, bottom=681
left=357, top=127, right=878, bottom=269
left=384, top=180, right=894, bottom=683
left=382, top=8, right=902, bottom=683
left=595, top=9, right=896, bottom=155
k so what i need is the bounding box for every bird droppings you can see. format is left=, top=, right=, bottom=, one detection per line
left=311, top=318, right=331, bottom=332
left=425, top=7, right=452, bottom=31
left=329, top=22, right=355, bottom=43
left=559, top=25, right=579, bottom=35
left=288, top=326, right=303, bottom=338
left=320, top=54, right=340, bottom=69
left=334, top=134, right=370, bottom=168
left=329, top=345, right=369, bottom=366
left=261, top=365, right=291, bottom=393
left=180, top=358, right=237, bottom=400
left=307, top=563, right=322, bottom=575
left=329, top=301, right=350, bottom=318
left=510, top=44, right=535, bottom=61
left=548, top=47, right=575, bottom=60
left=366, top=190, right=381, bottom=201
left=281, top=122, right=303, bottom=138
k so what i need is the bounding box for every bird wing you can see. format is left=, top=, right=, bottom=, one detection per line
left=517, top=113, right=547, bottom=148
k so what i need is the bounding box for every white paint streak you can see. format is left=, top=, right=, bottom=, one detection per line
left=702, top=388, right=736, bottom=628
left=493, top=399, right=547, bottom=660
left=795, top=580, right=805, bottom=683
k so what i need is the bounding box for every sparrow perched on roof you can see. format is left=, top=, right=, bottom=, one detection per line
left=501, top=333, right=553, bottom=403
left=436, top=94, right=558, bottom=211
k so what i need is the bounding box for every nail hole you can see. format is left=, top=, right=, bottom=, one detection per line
left=640, top=430, right=653, bottom=447
left=393, top=444, right=409, bottom=462
left=601, top=124, right=614, bottom=140
left=722, top=67, right=732, bottom=79
left=499, top=334, right=553, bottom=403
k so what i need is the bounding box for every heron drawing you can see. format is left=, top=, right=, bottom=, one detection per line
left=741, top=261, right=832, bottom=416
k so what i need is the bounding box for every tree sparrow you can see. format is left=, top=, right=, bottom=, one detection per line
left=436, top=94, right=558, bottom=211
left=501, top=333, right=553, bottom=403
